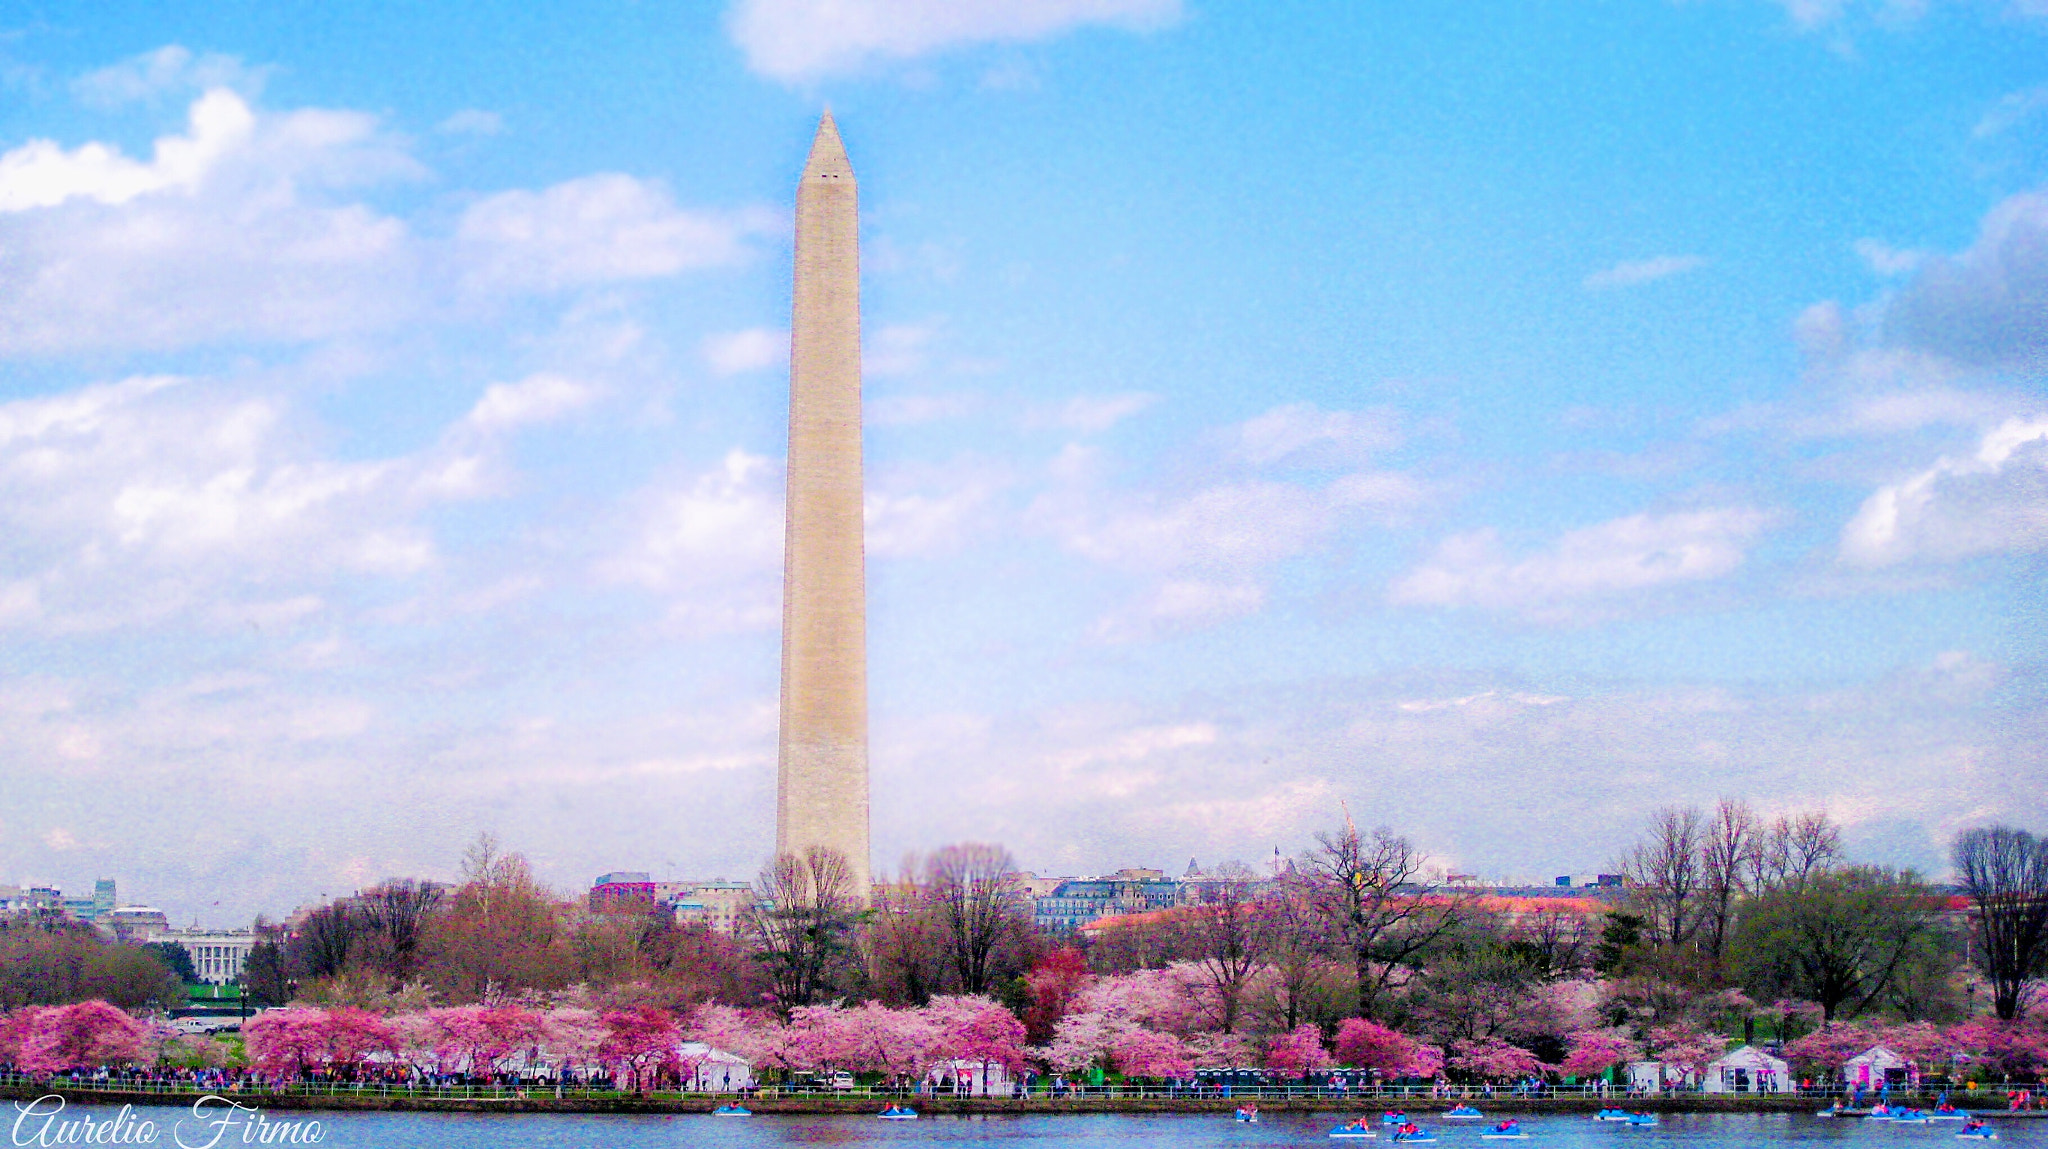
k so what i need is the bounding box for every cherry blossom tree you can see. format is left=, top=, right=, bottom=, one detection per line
left=1449, top=1037, right=1550, bottom=1082
left=2, top=1002, right=146, bottom=1075
left=1187, top=1031, right=1255, bottom=1070
left=599, top=1005, right=679, bottom=1091
left=1113, top=1030, right=1193, bottom=1079
left=1947, top=1017, right=2048, bottom=1082
left=1560, top=1029, right=1639, bottom=1079
left=244, top=1008, right=332, bottom=1078
left=1023, top=948, right=1091, bottom=1043
left=317, top=1007, right=398, bottom=1076
left=1266, top=1023, right=1334, bottom=1077
left=1783, top=1021, right=1882, bottom=1073
left=541, top=1007, right=608, bottom=1076
left=928, top=995, right=1028, bottom=1073
left=1647, top=1023, right=1725, bottom=1082
left=1334, top=1018, right=1444, bottom=1079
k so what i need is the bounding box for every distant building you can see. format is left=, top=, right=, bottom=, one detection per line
left=1034, top=873, right=1184, bottom=933
left=589, top=872, right=656, bottom=911
left=101, top=906, right=170, bottom=941
left=152, top=928, right=258, bottom=985
left=669, top=881, right=752, bottom=935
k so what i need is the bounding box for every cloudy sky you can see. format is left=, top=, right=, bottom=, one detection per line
left=1, top=0, right=2043, bottom=926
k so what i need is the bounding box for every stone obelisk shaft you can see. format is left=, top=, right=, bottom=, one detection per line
left=777, top=112, right=870, bottom=899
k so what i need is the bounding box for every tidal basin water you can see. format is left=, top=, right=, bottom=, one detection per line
left=24, top=1107, right=2045, bottom=1149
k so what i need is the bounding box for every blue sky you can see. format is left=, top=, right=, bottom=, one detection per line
left=0, top=1, right=2042, bottom=924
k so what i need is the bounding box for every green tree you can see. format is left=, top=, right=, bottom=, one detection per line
left=1730, top=866, right=1933, bottom=1022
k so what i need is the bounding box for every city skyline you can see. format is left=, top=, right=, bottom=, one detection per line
left=0, top=1, right=2042, bottom=928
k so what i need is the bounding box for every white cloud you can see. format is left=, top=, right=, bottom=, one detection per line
left=1854, top=237, right=1925, bottom=276
left=1885, top=188, right=2048, bottom=370
left=463, top=373, right=599, bottom=431
left=0, top=88, right=256, bottom=212
left=1840, top=416, right=2048, bottom=566
left=438, top=109, right=505, bottom=136
left=1975, top=85, right=2048, bottom=139
left=864, top=470, right=999, bottom=558
left=1583, top=254, right=1708, bottom=290
left=456, top=174, right=773, bottom=293
left=1391, top=507, right=1777, bottom=621
left=0, top=374, right=506, bottom=631
left=1029, top=392, right=1157, bottom=433
left=702, top=327, right=788, bottom=376
left=71, top=46, right=264, bottom=109
left=727, top=0, right=1182, bottom=82
left=599, top=450, right=785, bottom=632
left=864, top=323, right=935, bottom=377
left=1231, top=402, right=1401, bottom=465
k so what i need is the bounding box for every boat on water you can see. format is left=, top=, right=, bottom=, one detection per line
left=1446, top=1105, right=1485, bottom=1120
left=1235, top=1105, right=1260, bottom=1123
left=1956, top=1121, right=1997, bottom=1140
left=1625, top=1113, right=1660, bottom=1127
left=1931, top=1108, right=1968, bottom=1122
left=711, top=1104, right=752, bottom=1117
left=1894, top=1110, right=1934, bottom=1124
left=1390, top=1125, right=1437, bottom=1144
left=1869, top=1104, right=1897, bottom=1121
left=1383, top=1112, right=1412, bottom=1125
left=1594, top=1109, right=1634, bottom=1122
left=1480, top=1119, right=1528, bottom=1140
left=1328, top=1120, right=1378, bottom=1139
left=878, top=1105, right=919, bottom=1120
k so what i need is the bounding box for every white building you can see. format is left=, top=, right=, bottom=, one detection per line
left=152, top=928, right=258, bottom=984
left=676, top=1043, right=754, bottom=1092
left=1704, top=1045, right=1792, bottom=1094
left=927, top=1058, right=1015, bottom=1096
left=1845, top=1046, right=1910, bottom=1089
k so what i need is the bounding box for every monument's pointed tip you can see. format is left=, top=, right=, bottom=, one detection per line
left=804, top=108, right=851, bottom=175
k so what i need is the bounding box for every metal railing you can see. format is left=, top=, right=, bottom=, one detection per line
left=0, top=1072, right=2026, bottom=1107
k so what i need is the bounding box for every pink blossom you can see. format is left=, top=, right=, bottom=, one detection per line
left=540, top=1007, right=608, bottom=1070
left=1946, top=1017, right=2048, bottom=1081
left=1782, top=1022, right=1882, bottom=1072
left=1266, top=1024, right=1334, bottom=1076
left=0, top=1002, right=146, bottom=1075
left=1647, top=1023, right=1725, bottom=1076
left=1186, top=1031, right=1255, bottom=1070
left=926, top=995, right=1028, bottom=1073
left=1560, top=1029, right=1638, bottom=1078
left=243, top=1008, right=333, bottom=1077
left=598, top=1005, right=679, bottom=1091
left=1450, top=1037, right=1551, bottom=1081
left=1333, top=1018, right=1442, bottom=1079
left=685, top=1002, right=785, bottom=1069
left=1113, top=1029, right=1194, bottom=1079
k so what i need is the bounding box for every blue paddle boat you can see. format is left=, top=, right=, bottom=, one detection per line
left=1328, top=1119, right=1377, bottom=1139
left=878, top=1105, right=918, bottom=1120
left=1594, top=1109, right=1633, bottom=1123
left=1480, top=1119, right=1528, bottom=1140
left=1626, top=1113, right=1660, bottom=1127
left=1956, top=1121, right=1997, bottom=1140
left=1447, top=1105, right=1485, bottom=1120
left=711, top=1104, right=752, bottom=1117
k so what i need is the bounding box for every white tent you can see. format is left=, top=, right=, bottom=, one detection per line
left=1845, top=1046, right=1909, bottom=1089
left=1704, top=1045, right=1791, bottom=1094
left=677, top=1042, right=754, bottom=1093
left=1625, top=1061, right=1667, bottom=1094
left=927, top=1058, right=1014, bottom=1096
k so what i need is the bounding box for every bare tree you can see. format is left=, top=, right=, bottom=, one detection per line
left=1301, top=821, right=1465, bottom=1020
left=1952, top=825, right=2048, bottom=1020
left=927, top=842, right=1028, bottom=995
left=1255, top=873, right=1338, bottom=1031
left=1700, top=799, right=1761, bottom=963
left=1750, top=811, right=1846, bottom=893
left=1620, top=806, right=1707, bottom=950
left=291, top=902, right=364, bottom=980
left=745, top=846, right=858, bottom=1015
left=866, top=854, right=947, bottom=1005
left=362, top=879, right=445, bottom=982
left=1170, top=862, right=1270, bottom=1033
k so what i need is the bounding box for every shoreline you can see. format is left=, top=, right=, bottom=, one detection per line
left=6, top=1086, right=2045, bottom=1118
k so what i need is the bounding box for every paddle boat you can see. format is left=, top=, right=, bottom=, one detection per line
left=1235, top=1105, right=1261, bottom=1124
left=1594, top=1109, right=1634, bottom=1123
left=1384, top=1111, right=1412, bottom=1125
left=1328, top=1118, right=1378, bottom=1139
left=1447, top=1105, right=1486, bottom=1120
left=878, top=1105, right=919, bottom=1120
left=1869, top=1103, right=1897, bottom=1121
left=1894, top=1110, right=1934, bottom=1124
left=1480, top=1119, right=1528, bottom=1140
left=1625, top=1113, right=1660, bottom=1127
left=1956, top=1120, right=1997, bottom=1140
left=1931, top=1105, right=1967, bottom=1122
left=711, top=1104, right=752, bottom=1117
left=1390, top=1122, right=1437, bottom=1143
left=1817, top=1102, right=1850, bottom=1118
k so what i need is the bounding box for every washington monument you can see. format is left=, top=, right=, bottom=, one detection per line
left=776, top=111, right=870, bottom=897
